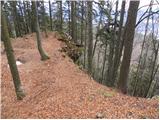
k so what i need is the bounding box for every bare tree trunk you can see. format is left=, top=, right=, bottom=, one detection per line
left=87, top=1, right=93, bottom=74
left=49, top=0, right=53, bottom=31
left=67, top=1, right=71, bottom=35
left=105, top=7, right=113, bottom=86
left=96, top=49, right=101, bottom=82
left=117, top=1, right=139, bottom=94
left=18, top=1, right=27, bottom=35
left=92, top=3, right=103, bottom=59
left=145, top=44, right=159, bottom=97
left=80, top=1, right=84, bottom=45
left=146, top=65, right=159, bottom=98
left=1, top=6, right=25, bottom=100
left=60, top=1, right=63, bottom=31
left=84, top=14, right=87, bottom=69
left=71, top=1, right=76, bottom=43
left=26, top=1, right=32, bottom=33
left=42, top=1, right=48, bottom=37
left=101, top=46, right=107, bottom=84
left=32, top=1, right=50, bottom=61
left=23, top=1, right=30, bottom=34
left=10, top=1, right=22, bottom=37
left=111, top=0, right=126, bottom=85
left=132, top=5, right=152, bottom=96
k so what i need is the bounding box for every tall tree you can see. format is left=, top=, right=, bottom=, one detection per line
left=49, top=0, right=53, bottom=31
left=111, top=0, right=126, bottom=85
left=56, top=1, right=63, bottom=32
left=132, top=3, right=153, bottom=96
left=59, top=1, right=63, bottom=31
left=67, top=1, right=71, bottom=35
left=23, top=1, right=31, bottom=33
left=10, top=1, right=22, bottom=37
left=87, top=1, right=93, bottom=74
left=106, top=0, right=119, bottom=86
left=92, top=1, right=104, bottom=59
left=32, top=1, right=50, bottom=60
left=117, top=1, right=140, bottom=93
left=42, top=1, right=48, bottom=37
left=1, top=4, right=25, bottom=100
left=71, top=1, right=76, bottom=43
left=80, top=1, right=84, bottom=45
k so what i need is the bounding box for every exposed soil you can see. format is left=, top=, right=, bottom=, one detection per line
left=1, top=32, right=159, bottom=119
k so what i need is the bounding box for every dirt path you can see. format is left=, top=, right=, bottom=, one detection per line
left=1, top=32, right=159, bottom=119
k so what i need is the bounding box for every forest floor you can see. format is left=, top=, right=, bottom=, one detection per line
left=1, top=32, right=159, bottom=119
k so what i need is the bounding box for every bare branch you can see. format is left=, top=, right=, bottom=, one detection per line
left=135, top=10, right=159, bottom=27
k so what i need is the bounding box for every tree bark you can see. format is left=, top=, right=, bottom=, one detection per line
left=101, top=46, right=107, bottom=84
left=80, top=1, right=84, bottom=45
left=42, top=1, right=48, bottom=37
left=67, top=1, right=71, bottom=35
left=145, top=44, right=159, bottom=97
left=117, top=1, right=139, bottom=93
left=59, top=1, right=63, bottom=31
left=71, top=1, right=76, bottom=43
left=49, top=0, right=53, bottom=31
left=111, top=0, right=126, bottom=85
left=87, top=1, right=93, bottom=74
left=1, top=6, right=25, bottom=100
left=132, top=5, right=152, bottom=96
left=32, top=1, right=50, bottom=61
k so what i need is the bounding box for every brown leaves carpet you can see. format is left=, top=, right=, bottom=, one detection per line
left=1, top=32, right=159, bottom=119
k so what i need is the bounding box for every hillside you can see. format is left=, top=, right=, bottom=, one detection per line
left=1, top=32, right=159, bottom=119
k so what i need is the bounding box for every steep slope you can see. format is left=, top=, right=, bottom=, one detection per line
left=1, top=32, right=159, bottom=119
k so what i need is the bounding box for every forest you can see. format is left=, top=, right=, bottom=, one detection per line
left=1, top=0, right=159, bottom=119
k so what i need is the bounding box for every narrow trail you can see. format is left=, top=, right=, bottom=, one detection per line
left=1, top=32, right=158, bottom=119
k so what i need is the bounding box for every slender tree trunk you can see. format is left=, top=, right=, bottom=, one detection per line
left=145, top=44, right=159, bottom=97
left=87, top=1, right=93, bottom=74
left=80, top=1, right=84, bottom=45
left=106, top=42, right=114, bottom=86
left=111, top=0, right=125, bottom=85
left=59, top=1, right=63, bottom=31
left=31, top=2, right=36, bottom=32
left=146, top=65, right=159, bottom=98
left=117, top=1, right=140, bottom=93
left=32, top=1, right=50, bottom=61
left=1, top=6, right=25, bottom=100
left=42, top=1, right=48, bottom=37
left=71, top=1, right=76, bottom=43
left=92, top=5, right=103, bottom=59
left=18, top=1, right=27, bottom=35
left=67, top=1, right=71, bottom=35
left=23, top=1, right=30, bottom=34
left=84, top=19, right=87, bottom=69
left=104, top=7, right=112, bottom=86
left=4, top=11, right=13, bottom=37
left=49, top=0, right=53, bottom=31
left=132, top=5, right=152, bottom=96
left=96, top=49, right=101, bottom=82
left=26, top=1, right=32, bottom=33
left=101, top=46, right=107, bottom=84
left=10, top=1, right=22, bottom=37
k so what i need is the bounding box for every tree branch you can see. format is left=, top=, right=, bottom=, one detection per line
left=135, top=10, right=159, bottom=27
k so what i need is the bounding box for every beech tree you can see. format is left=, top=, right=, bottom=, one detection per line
left=32, top=1, right=50, bottom=60
left=1, top=3, right=25, bottom=100
left=71, top=1, right=76, bottom=43
left=49, top=0, right=53, bottom=31
left=117, top=1, right=140, bottom=93
left=87, top=1, right=93, bottom=74
left=42, top=1, right=48, bottom=37
left=112, top=0, right=126, bottom=85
